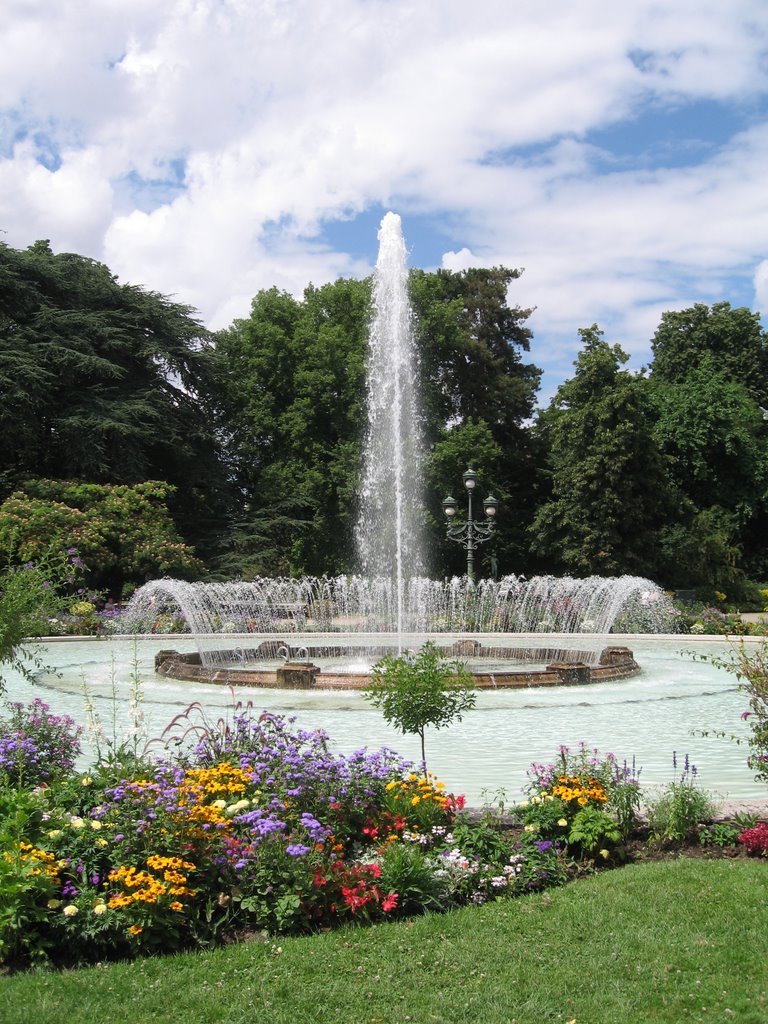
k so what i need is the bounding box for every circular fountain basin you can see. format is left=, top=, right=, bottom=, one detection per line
left=5, top=634, right=764, bottom=803
left=153, top=637, right=640, bottom=689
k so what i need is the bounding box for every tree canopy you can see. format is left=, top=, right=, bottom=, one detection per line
left=529, top=327, right=672, bottom=577
left=2, top=234, right=767, bottom=598
left=0, top=239, right=231, bottom=560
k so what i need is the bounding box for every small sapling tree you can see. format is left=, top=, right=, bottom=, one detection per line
left=364, top=641, right=476, bottom=771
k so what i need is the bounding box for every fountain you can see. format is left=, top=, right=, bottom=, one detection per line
left=6, top=210, right=759, bottom=803
left=122, top=212, right=678, bottom=689
left=356, top=212, right=427, bottom=641
left=126, top=572, right=676, bottom=689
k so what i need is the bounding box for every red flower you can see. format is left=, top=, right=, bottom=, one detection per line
left=381, top=893, right=399, bottom=913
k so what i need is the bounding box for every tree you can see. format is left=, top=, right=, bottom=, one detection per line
left=213, top=279, right=370, bottom=576
left=0, top=480, right=203, bottom=597
left=411, top=267, right=542, bottom=577
left=364, top=642, right=476, bottom=771
left=410, top=266, right=540, bottom=432
left=650, top=301, right=768, bottom=406
left=530, top=326, right=672, bottom=577
left=0, top=240, right=231, bottom=561
left=649, top=302, right=768, bottom=589
left=651, top=360, right=766, bottom=514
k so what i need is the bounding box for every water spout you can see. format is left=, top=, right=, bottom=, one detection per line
left=356, top=213, right=426, bottom=645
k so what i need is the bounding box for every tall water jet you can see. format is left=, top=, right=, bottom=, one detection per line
left=356, top=212, right=426, bottom=640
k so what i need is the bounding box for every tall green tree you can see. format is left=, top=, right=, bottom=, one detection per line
left=410, top=267, right=541, bottom=576
left=650, top=301, right=768, bottom=405
left=0, top=240, right=231, bottom=560
left=649, top=302, right=768, bottom=588
left=530, top=326, right=671, bottom=577
left=213, top=279, right=370, bottom=576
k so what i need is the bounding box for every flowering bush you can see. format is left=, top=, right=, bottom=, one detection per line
left=738, top=822, right=768, bottom=856
left=524, top=742, right=642, bottom=841
left=0, top=699, right=82, bottom=787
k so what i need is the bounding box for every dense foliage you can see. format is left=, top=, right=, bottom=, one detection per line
left=2, top=237, right=767, bottom=597
left=0, top=480, right=202, bottom=598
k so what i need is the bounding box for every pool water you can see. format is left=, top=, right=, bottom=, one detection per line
left=2, top=635, right=762, bottom=806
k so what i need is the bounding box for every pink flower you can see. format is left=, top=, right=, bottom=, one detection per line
left=741, top=711, right=751, bottom=720
left=381, top=893, right=398, bottom=913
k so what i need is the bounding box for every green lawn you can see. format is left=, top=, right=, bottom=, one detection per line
left=1, top=858, right=766, bottom=1024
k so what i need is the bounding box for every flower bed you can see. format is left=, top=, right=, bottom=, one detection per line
left=0, top=702, right=764, bottom=971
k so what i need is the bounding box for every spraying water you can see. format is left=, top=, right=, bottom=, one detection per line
left=355, top=213, right=426, bottom=640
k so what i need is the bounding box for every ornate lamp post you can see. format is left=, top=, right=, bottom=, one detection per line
left=442, top=466, right=498, bottom=582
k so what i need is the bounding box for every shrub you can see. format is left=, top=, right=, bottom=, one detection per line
left=738, top=822, right=768, bottom=856
left=645, top=754, right=715, bottom=844
left=0, top=700, right=82, bottom=787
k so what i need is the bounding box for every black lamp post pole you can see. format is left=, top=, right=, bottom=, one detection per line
left=465, top=480, right=475, bottom=582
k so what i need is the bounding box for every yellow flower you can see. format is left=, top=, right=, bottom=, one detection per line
left=129, top=925, right=143, bottom=936
left=90, top=820, right=103, bottom=831
left=93, top=903, right=107, bottom=916
left=63, top=904, right=78, bottom=917
left=69, top=817, right=85, bottom=830
left=47, top=829, right=63, bottom=840
left=411, top=795, right=421, bottom=805
left=81, top=775, right=93, bottom=786
left=599, top=848, right=610, bottom=860
left=169, top=901, right=184, bottom=912
left=47, top=899, right=62, bottom=909
left=558, top=818, right=568, bottom=827
left=524, top=823, right=539, bottom=833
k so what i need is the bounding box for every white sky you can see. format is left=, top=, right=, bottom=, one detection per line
left=2, top=0, right=768, bottom=401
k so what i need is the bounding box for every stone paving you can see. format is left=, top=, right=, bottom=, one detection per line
left=711, top=798, right=768, bottom=821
